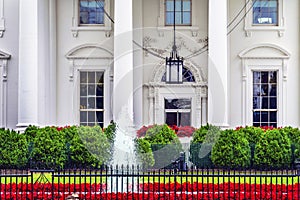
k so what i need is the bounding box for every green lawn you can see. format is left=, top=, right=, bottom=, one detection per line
left=1, top=171, right=300, bottom=185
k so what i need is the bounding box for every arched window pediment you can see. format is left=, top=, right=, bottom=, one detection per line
left=239, top=44, right=290, bottom=59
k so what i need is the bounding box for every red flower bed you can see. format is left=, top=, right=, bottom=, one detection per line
left=1, top=182, right=299, bottom=200
left=137, top=125, right=196, bottom=138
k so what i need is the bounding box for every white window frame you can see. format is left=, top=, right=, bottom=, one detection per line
left=71, top=0, right=112, bottom=38
left=79, top=70, right=105, bottom=127
left=157, top=0, right=198, bottom=37
left=165, top=0, right=192, bottom=26
left=66, top=44, right=113, bottom=127
left=239, top=44, right=290, bottom=127
left=164, top=98, right=192, bottom=126
left=244, top=0, right=284, bottom=37
left=0, top=0, right=5, bottom=37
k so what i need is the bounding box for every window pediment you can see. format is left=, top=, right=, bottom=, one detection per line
left=66, top=44, right=113, bottom=59
left=239, top=44, right=290, bottom=59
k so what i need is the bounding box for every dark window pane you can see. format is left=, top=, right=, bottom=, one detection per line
left=269, top=71, right=277, bottom=83
left=88, top=85, right=95, bottom=95
left=96, top=97, right=103, bottom=109
left=96, top=85, right=104, bottom=96
left=261, top=97, right=268, bottom=109
left=96, top=111, right=103, bottom=122
left=88, top=111, right=95, bottom=122
left=261, top=84, right=268, bottom=96
left=179, top=113, right=190, bottom=126
left=80, top=97, right=87, bottom=109
left=253, top=71, right=261, bottom=83
left=80, top=85, right=87, bottom=96
left=261, top=72, right=268, bottom=83
left=88, top=97, right=95, bottom=109
left=270, top=111, right=277, bottom=122
left=253, top=111, right=260, bottom=122
left=88, top=72, right=95, bottom=83
left=80, top=111, right=87, bottom=122
left=165, top=112, right=177, bottom=126
left=253, top=97, right=261, bottom=109
left=270, top=97, right=277, bottom=109
left=253, top=84, right=261, bottom=96
left=269, top=85, right=276, bottom=96
left=261, top=111, right=268, bottom=122
left=80, top=72, right=87, bottom=83
left=96, top=72, right=104, bottom=83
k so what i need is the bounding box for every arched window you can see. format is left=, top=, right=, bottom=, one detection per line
left=161, top=66, right=195, bottom=82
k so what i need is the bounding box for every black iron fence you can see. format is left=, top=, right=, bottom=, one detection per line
left=1, top=166, right=300, bottom=199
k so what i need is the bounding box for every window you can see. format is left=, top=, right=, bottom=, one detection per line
left=253, top=0, right=278, bottom=25
left=79, top=71, right=104, bottom=127
left=165, top=98, right=191, bottom=126
left=79, top=0, right=104, bottom=25
left=252, top=71, right=277, bottom=127
left=165, top=0, right=191, bottom=25
left=161, top=66, right=195, bottom=82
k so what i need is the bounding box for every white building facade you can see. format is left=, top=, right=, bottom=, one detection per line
left=0, top=0, right=299, bottom=130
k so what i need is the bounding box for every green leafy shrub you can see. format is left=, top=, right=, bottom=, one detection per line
left=236, top=126, right=263, bottom=145
left=134, top=138, right=155, bottom=169
left=135, top=124, right=183, bottom=169
left=189, top=124, right=220, bottom=168
left=190, top=124, right=221, bottom=144
left=254, top=129, right=292, bottom=169
left=69, top=126, right=110, bottom=168
left=212, top=129, right=251, bottom=168
left=30, top=127, right=66, bottom=169
left=0, top=129, right=28, bottom=168
left=280, top=126, right=300, bottom=160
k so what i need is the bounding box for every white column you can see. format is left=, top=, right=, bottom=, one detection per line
left=17, top=0, right=56, bottom=129
left=208, top=0, right=228, bottom=126
left=133, top=0, right=143, bottom=128
left=17, top=0, right=39, bottom=128
left=113, top=0, right=134, bottom=124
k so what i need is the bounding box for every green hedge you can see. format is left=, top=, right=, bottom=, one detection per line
left=135, top=124, right=183, bottom=169
left=0, top=129, right=28, bottom=168
left=254, top=129, right=292, bottom=169
left=189, top=124, right=220, bottom=168
left=211, top=129, right=251, bottom=168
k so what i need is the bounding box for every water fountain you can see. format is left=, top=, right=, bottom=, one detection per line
left=107, top=106, right=138, bottom=193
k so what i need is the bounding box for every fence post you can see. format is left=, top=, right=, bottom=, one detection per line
left=52, top=170, right=54, bottom=200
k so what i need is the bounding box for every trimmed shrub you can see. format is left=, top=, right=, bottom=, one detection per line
left=29, top=127, right=66, bottom=169
left=135, top=124, right=183, bottom=169
left=212, top=129, right=251, bottom=169
left=254, top=129, right=292, bottom=169
left=0, top=129, right=28, bottom=168
left=69, top=126, right=110, bottom=168
left=236, top=126, right=263, bottom=145
left=134, top=138, right=155, bottom=169
left=189, top=124, right=220, bottom=168
left=280, top=126, right=300, bottom=160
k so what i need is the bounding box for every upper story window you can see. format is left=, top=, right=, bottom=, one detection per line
left=165, top=0, right=191, bottom=25
left=79, top=0, right=104, bottom=25
left=253, top=0, right=278, bottom=25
